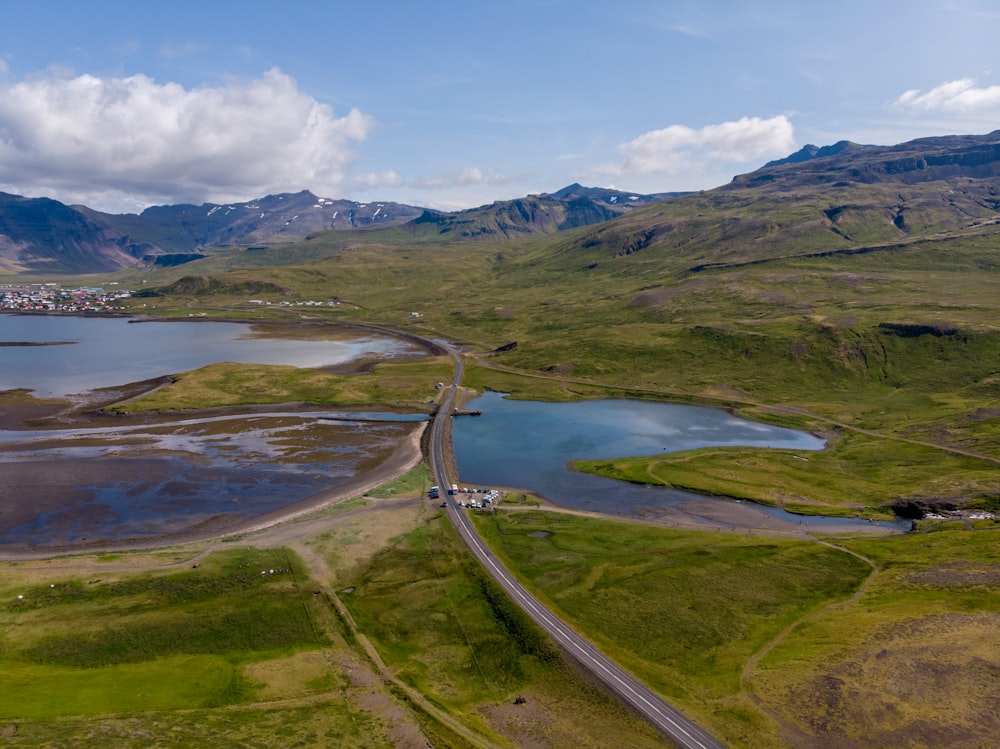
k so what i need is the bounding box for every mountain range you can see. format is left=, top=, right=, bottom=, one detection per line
left=0, top=183, right=681, bottom=275
left=1, top=129, right=999, bottom=276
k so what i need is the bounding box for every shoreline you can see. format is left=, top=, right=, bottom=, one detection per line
left=0, top=422, right=427, bottom=561
left=0, top=314, right=445, bottom=559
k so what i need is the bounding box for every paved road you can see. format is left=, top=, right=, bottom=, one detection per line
left=429, top=344, right=725, bottom=749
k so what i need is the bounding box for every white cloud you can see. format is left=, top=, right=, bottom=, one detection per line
left=895, top=79, right=1000, bottom=112
left=596, top=116, right=795, bottom=181
left=355, top=169, right=404, bottom=188
left=0, top=68, right=373, bottom=211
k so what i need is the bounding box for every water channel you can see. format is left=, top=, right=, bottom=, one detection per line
left=0, top=314, right=426, bottom=547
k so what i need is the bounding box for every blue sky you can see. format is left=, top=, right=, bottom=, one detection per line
left=1, top=1, right=998, bottom=213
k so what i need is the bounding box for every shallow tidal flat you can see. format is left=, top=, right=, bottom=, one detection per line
left=0, top=409, right=418, bottom=549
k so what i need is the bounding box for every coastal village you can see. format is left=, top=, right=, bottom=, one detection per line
left=0, top=283, right=133, bottom=313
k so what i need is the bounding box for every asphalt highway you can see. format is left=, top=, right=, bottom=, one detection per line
left=429, top=344, right=725, bottom=749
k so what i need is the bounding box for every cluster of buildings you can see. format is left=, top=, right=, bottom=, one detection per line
left=0, top=283, right=133, bottom=313
left=247, top=299, right=340, bottom=307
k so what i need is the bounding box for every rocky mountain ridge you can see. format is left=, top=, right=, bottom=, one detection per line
left=732, top=130, right=1000, bottom=189
left=0, top=185, right=679, bottom=274
left=3, top=130, right=1000, bottom=275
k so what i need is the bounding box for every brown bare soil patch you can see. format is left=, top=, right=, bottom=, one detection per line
left=763, top=612, right=1000, bottom=748
left=903, top=561, right=1000, bottom=587
left=0, top=391, right=69, bottom=429
left=480, top=699, right=558, bottom=749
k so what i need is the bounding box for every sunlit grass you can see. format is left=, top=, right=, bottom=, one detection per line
left=575, top=431, right=1000, bottom=517
left=471, top=510, right=872, bottom=747
left=109, top=356, right=453, bottom=413
left=340, top=510, right=667, bottom=748
left=0, top=548, right=326, bottom=718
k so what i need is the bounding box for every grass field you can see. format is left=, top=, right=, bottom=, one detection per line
left=470, top=510, right=1000, bottom=748
left=574, top=430, right=1000, bottom=518
left=752, top=527, right=1000, bottom=748
left=337, top=507, right=668, bottom=749
left=470, top=510, right=873, bottom=748
left=0, top=547, right=327, bottom=720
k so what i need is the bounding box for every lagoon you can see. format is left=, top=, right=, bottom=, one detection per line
left=453, top=392, right=908, bottom=531
left=0, top=314, right=426, bottom=548
left=0, top=314, right=417, bottom=397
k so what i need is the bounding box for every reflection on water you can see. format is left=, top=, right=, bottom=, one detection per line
left=0, top=414, right=417, bottom=546
left=454, top=393, right=908, bottom=531
left=0, top=315, right=418, bottom=397
left=0, top=315, right=430, bottom=547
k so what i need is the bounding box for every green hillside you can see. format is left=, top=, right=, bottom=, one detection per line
left=119, top=164, right=1000, bottom=518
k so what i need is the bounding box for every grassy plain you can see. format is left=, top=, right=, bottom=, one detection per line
left=470, top=510, right=1000, bottom=748
left=108, top=356, right=453, bottom=413
left=336, top=507, right=667, bottom=749
left=574, top=431, right=1000, bottom=518
left=0, top=546, right=375, bottom=744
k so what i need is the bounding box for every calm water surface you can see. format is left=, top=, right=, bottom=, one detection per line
left=454, top=392, right=908, bottom=530
left=0, top=314, right=416, bottom=397
left=0, top=314, right=425, bottom=546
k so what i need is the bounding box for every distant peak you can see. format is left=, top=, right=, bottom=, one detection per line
left=764, top=140, right=863, bottom=168
left=546, top=183, right=587, bottom=200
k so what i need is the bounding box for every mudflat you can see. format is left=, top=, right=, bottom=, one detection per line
left=0, top=387, right=426, bottom=557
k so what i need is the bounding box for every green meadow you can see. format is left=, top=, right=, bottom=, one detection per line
left=338, top=508, right=667, bottom=749
left=108, top=356, right=454, bottom=413
left=574, top=431, right=1000, bottom=518
left=470, top=509, right=1000, bottom=748
left=469, top=510, right=870, bottom=746
left=0, top=548, right=323, bottom=722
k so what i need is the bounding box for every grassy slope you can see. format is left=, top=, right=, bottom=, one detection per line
left=121, top=179, right=1000, bottom=514
left=752, top=528, right=1000, bottom=748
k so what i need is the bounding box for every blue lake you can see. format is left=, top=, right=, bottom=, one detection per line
left=453, top=392, right=908, bottom=531
left=0, top=314, right=426, bottom=547
left=0, top=314, right=417, bottom=397
left=0, top=314, right=908, bottom=543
